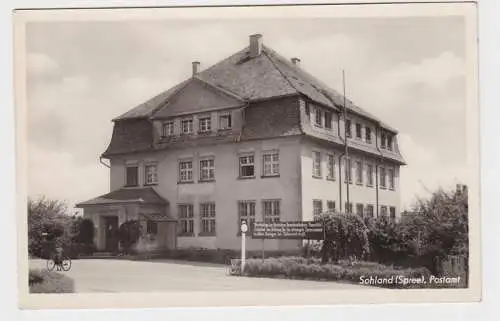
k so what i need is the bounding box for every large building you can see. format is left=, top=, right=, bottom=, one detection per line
left=77, top=34, right=406, bottom=253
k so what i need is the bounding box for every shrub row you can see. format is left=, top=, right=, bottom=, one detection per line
left=29, top=269, right=74, bottom=293
left=239, top=256, right=436, bottom=289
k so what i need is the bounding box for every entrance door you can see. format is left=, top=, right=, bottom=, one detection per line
left=104, top=216, right=119, bottom=253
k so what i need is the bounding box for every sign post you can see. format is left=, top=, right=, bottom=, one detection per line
left=240, top=220, right=248, bottom=273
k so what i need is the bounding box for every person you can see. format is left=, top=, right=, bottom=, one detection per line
left=53, top=245, right=64, bottom=271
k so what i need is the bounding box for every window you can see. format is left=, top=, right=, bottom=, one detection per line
left=263, top=200, right=281, bottom=223
left=181, top=118, right=193, bottom=134
left=325, top=112, right=332, bottom=129
left=144, top=163, right=158, bottom=185
left=238, top=201, right=256, bottom=233
left=387, top=135, right=393, bottom=151
left=344, top=158, right=352, bottom=183
left=365, top=127, right=372, bottom=143
left=356, top=161, right=363, bottom=185
left=239, top=155, right=255, bottom=178
left=162, top=121, right=174, bottom=137
left=345, top=119, right=352, bottom=138
left=179, top=160, right=193, bottom=183
left=312, top=151, right=322, bottom=178
left=356, top=203, right=364, bottom=217
left=262, top=151, right=280, bottom=177
left=199, top=158, right=215, bottom=181
left=356, top=123, right=362, bottom=139
left=313, top=200, right=323, bottom=219
left=178, top=204, right=194, bottom=235
left=366, top=164, right=374, bottom=187
left=366, top=205, right=374, bottom=218
left=200, top=203, right=216, bottom=235
left=219, top=113, right=232, bottom=130
left=381, top=133, right=386, bottom=149
left=146, top=220, right=158, bottom=235
left=327, top=154, right=336, bottom=180
left=314, top=107, right=322, bottom=126
left=380, top=205, right=388, bottom=217
left=327, top=201, right=336, bottom=213
left=198, top=117, right=211, bottom=133
left=125, top=165, right=138, bottom=187
left=388, top=168, right=395, bottom=190
left=390, top=207, right=396, bottom=223
left=380, top=167, right=387, bottom=189
left=345, top=202, right=353, bottom=213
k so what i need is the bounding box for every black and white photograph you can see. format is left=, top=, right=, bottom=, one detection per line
left=14, top=2, right=480, bottom=308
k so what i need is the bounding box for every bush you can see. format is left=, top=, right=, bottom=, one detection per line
left=118, top=220, right=142, bottom=254
left=239, top=256, right=435, bottom=288
left=29, top=269, right=74, bottom=293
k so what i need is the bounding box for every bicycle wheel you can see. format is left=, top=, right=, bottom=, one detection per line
left=61, top=257, right=72, bottom=271
left=46, top=259, right=55, bottom=272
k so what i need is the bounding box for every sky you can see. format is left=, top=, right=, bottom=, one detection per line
left=25, top=16, right=467, bottom=211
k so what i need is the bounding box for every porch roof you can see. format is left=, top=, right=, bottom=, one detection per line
left=76, top=187, right=168, bottom=207
left=139, top=212, right=176, bottom=222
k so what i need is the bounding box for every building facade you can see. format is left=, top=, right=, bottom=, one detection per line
left=77, top=34, right=406, bottom=252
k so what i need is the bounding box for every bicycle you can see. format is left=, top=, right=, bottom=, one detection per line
left=46, top=253, right=72, bottom=272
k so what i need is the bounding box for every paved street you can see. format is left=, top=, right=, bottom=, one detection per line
left=29, top=259, right=367, bottom=293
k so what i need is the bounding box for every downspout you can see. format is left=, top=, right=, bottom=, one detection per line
left=338, top=111, right=344, bottom=213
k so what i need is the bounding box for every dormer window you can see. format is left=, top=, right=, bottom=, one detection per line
left=181, top=118, right=193, bottom=134
left=356, top=123, right=362, bottom=139
left=324, top=111, right=332, bottom=129
left=381, top=133, right=387, bottom=149
left=387, top=135, right=393, bottom=151
left=219, top=113, right=232, bottom=130
left=199, top=116, right=211, bottom=133
left=314, top=107, right=322, bottom=127
left=162, top=120, right=174, bottom=137
left=345, top=119, right=352, bottom=138
left=365, top=127, right=372, bottom=143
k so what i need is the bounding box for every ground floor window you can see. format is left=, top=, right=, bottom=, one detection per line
left=345, top=202, right=353, bottom=213
left=327, top=200, right=336, bottom=213
left=262, top=199, right=281, bottom=223
left=313, top=200, right=323, bottom=219
left=365, top=204, right=374, bottom=218
left=356, top=203, right=364, bottom=217
left=390, top=206, right=396, bottom=223
left=200, top=203, right=216, bottom=235
left=380, top=205, right=388, bottom=218
left=238, top=201, right=256, bottom=233
left=146, top=220, right=158, bottom=235
left=178, top=204, right=194, bottom=236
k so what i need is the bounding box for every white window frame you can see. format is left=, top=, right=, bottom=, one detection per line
left=380, top=166, right=387, bottom=189
left=314, top=107, right=323, bottom=127
left=366, top=164, right=374, bottom=187
left=198, top=116, right=211, bottom=133
left=313, top=199, right=323, bottom=219
left=162, top=120, right=174, bottom=137
left=327, top=154, right=336, bottom=180
left=327, top=200, right=336, bottom=213
left=312, top=151, right=322, bottom=178
left=178, top=159, right=194, bottom=183
left=181, top=118, right=194, bottom=134
left=262, top=199, right=281, bottom=223
left=178, top=204, right=194, bottom=235
left=144, top=162, right=158, bottom=185
left=239, top=154, right=255, bottom=178
left=355, top=160, right=363, bottom=185
left=219, top=112, right=232, bottom=130
left=262, top=151, right=280, bottom=177
left=238, top=200, right=256, bottom=233
left=199, top=158, right=215, bottom=182
left=200, top=202, right=216, bottom=235
left=388, top=168, right=395, bottom=190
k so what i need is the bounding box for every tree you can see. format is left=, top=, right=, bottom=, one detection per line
left=117, top=220, right=142, bottom=255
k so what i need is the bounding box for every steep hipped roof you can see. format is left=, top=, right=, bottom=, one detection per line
left=76, top=187, right=168, bottom=207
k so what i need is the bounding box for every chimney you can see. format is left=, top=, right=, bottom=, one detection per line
left=249, top=34, right=263, bottom=58
left=192, top=61, right=200, bottom=76
left=291, top=57, right=301, bottom=67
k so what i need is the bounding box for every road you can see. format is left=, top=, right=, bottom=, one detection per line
left=29, top=259, right=368, bottom=293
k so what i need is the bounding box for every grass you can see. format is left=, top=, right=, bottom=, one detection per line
left=29, top=269, right=74, bottom=293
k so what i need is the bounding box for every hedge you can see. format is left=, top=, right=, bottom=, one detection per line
left=238, top=256, right=440, bottom=289
left=29, top=269, right=74, bottom=293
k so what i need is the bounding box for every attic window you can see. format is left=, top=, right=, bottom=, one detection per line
left=199, top=116, right=211, bottom=133
left=387, top=135, right=393, bottom=151
left=181, top=118, right=193, bottom=134
left=162, top=121, right=174, bottom=137
left=219, top=113, right=232, bottom=130
left=324, top=112, right=332, bottom=129
left=314, top=107, right=322, bottom=127
left=345, top=119, right=352, bottom=138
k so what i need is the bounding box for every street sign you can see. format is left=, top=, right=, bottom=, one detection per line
left=252, top=221, right=324, bottom=240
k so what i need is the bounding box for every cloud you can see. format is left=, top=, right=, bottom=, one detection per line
left=26, top=53, right=60, bottom=81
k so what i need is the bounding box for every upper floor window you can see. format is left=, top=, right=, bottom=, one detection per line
left=262, top=151, right=279, bottom=177
left=387, top=135, right=393, bottom=151
left=324, top=111, right=332, bottom=129
left=380, top=167, right=387, bottom=189
left=327, top=200, right=336, bottom=213
left=366, top=204, right=374, bottom=218
left=345, top=158, right=353, bottom=184
left=179, top=160, right=193, bottom=183
left=125, top=163, right=138, bottom=187
left=313, top=200, right=323, bottom=219
left=365, top=127, right=372, bottom=143
left=356, top=203, right=364, bottom=217
left=199, top=158, right=215, bottom=182
left=263, top=199, right=281, bottom=223
left=200, top=202, right=216, bottom=235
left=327, top=154, right=336, bottom=180
left=144, top=163, right=158, bottom=185
left=356, top=123, right=362, bottom=139
left=178, top=204, right=194, bottom=235
left=366, top=164, right=374, bottom=187
left=181, top=118, right=193, bottom=134
left=380, top=205, right=388, bottom=217
left=198, top=116, right=211, bottom=133
left=355, top=161, right=363, bottom=185
left=388, top=168, right=395, bottom=190
left=345, top=202, right=353, bottom=213
left=345, top=119, right=352, bottom=138
left=381, top=133, right=387, bottom=149
left=238, top=200, right=255, bottom=233
left=314, top=107, right=322, bottom=127
left=239, top=155, right=255, bottom=178
left=219, top=113, right=232, bottom=130
left=162, top=121, right=174, bottom=137
left=312, top=151, right=322, bottom=178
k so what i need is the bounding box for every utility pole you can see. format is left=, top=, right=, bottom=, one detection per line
left=343, top=70, right=350, bottom=212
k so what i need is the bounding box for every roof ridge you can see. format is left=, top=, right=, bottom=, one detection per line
left=261, top=48, right=301, bottom=97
